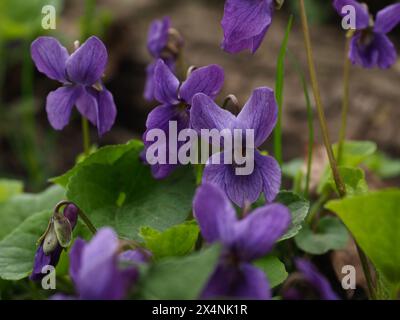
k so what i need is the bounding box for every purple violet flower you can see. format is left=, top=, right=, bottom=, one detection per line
left=333, top=0, right=400, bottom=69
left=143, top=59, right=224, bottom=179
left=53, top=228, right=150, bottom=300
left=221, top=0, right=275, bottom=54
left=31, top=36, right=117, bottom=136
left=191, top=87, right=281, bottom=207
left=145, top=17, right=182, bottom=101
left=193, top=183, right=291, bottom=299
left=30, top=204, right=79, bottom=281
left=283, top=259, right=340, bottom=300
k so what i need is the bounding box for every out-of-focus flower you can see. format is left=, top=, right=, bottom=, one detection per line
left=31, top=36, right=117, bottom=136
left=143, top=59, right=224, bottom=179
left=193, top=183, right=290, bottom=299
left=333, top=0, right=400, bottom=69
left=144, top=17, right=183, bottom=101
left=191, top=87, right=280, bottom=207
left=221, top=0, right=276, bottom=54
left=30, top=204, right=79, bottom=281
left=53, top=227, right=150, bottom=300
left=283, top=259, right=340, bottom=300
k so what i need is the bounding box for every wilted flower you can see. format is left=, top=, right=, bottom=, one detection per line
left=30, top=204, right=79, bottom=281
left=282, top=259, right=340, bottom=300
left=333, top=0, right=400, bottom=69
left=143, top=59, right=224, bottom=179
left=221, top=0, right=276, bottom=54
left=193, top=183, right=290, bottom=299
left=191, top=87, right=281, bottom=207
left=144, top=17, right=183, bottom=101
left=31, top=36, right=117, bottom=136
left=53, top=228, right=150, bottom=300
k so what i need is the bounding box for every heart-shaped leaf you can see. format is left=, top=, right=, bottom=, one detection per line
left=66, top=140, right=196, bottom=240
left=295, top=216, right=349, bottom=255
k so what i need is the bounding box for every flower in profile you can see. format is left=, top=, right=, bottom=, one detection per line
left=333, top=0, right=400, bottom=69
left=282, top=259, right=339, bottom=300
left=221, top=0, right=277, bottom=54
left=143, top=59, right=224, bottom=179
left=191, top=87, right=281, bottom=207
left=30, top=204, right=79, bottom=281
left=193, top=183, right=290, bottom=299
left=53, top=228, right=150, bottom=300
left=31, top=36, right=117, bottom=136
left=144, top=17, right=183, bottom=101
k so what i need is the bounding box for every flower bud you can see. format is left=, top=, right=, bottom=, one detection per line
left=63, top=204, right=79, bottom=229
left=43, top=222, right=59, bottom=255
left=275, top=0, right=284, bottom=10
left=53, top=212, right=73, bottom=248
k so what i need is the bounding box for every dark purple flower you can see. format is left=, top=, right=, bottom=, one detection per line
left=283, top=259, right=340, bottom=300
left=30, top=204, right=79, bottom=281
left=143, top=59, right=224, bottom=179
left=221, top=0, right=275, bottom=54
left=333, top=1, right=400, bottom=69
left=193, top=183, right=291, bottom=300
left=191, top=87, right=281, bottom=207
left=54, top=228, right=149, bottom=300
left=144, top=17, right=181, bottom=101
left=31, top=36, right=117, bottom=136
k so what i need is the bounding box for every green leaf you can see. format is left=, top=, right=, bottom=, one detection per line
left=0, top=210, right=51, bottom=280
left=364, top=152, right=400, bottom=179
left=294, top=216, right=349, bottom=255
left=254, top=255, right=288, bottom=288
left=274, top=15, right=293, bottom=165
left=0, top=185, right=64, bottom=241
left=0, top=179, right=23, bottom=203
left=139, top=221, right=199, bottom=260
left=51, top=140, right=138, bottom=187
left=66, top=140, right=196, bottom=240
left=327, top=167, right=368, bottom=196
left=334, top=140, right=377, bottom=167
left=326, top=190, right=400, bottom=286
left=276, top=191, right=310, bottom=241
left=138, top=245, right=220, bottom=299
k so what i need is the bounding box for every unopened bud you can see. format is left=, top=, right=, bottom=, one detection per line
left=43, top=223, right=59, bottom=255
left=275, top=0, right=284, bottom=10
left=53, top=212, right=73, bottom=248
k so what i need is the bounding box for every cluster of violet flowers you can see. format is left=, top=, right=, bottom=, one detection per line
left=28, top=0, right=400, bottom=300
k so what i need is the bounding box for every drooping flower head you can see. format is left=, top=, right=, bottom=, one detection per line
left=53, top=227, right=150, bottom=300
left=221, top=0, right=277, bottom=54
left=333, top=0, right=400, bottom=69
left=144, top=17, right=183, bottom=101
left=193, top=183, right=291, bottom=299
left=143, top=59, right=224, bottom=179
left=31, top=36, right=117, bottom=136
left=282, top=259, right=340, bottom=300
left=191, top=87, right=281, bottom=207
left=30, top=204, right=79, bottom=281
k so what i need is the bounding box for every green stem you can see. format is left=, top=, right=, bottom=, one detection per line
left=79, top=0, right=96, bottom=155
left=274, top=15, right=293, bottom=165
left=356, top=244, right=376, bottom=300
left=81, top=0, right=96, bottom=41
left=78, top=209, right=97, bottom=235
left=81, top=117, right=90, bottom=156
left=337, top=32, right=353, bottom=165
left=288, top=51, right=314, bottom=197
left=298, top=0, right=345, bottom=198
left=299, top=0, right=375, bottom=300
